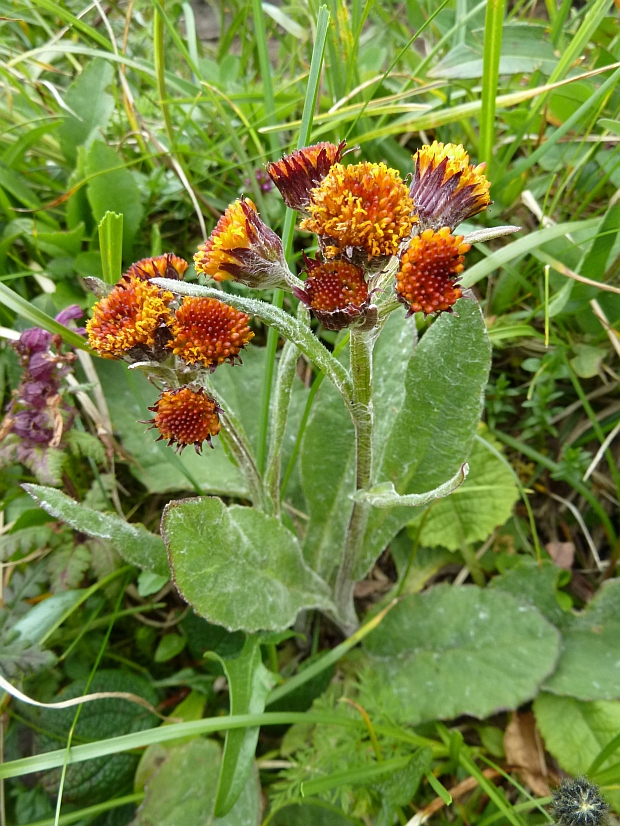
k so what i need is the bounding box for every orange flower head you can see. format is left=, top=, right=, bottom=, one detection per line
left=294, top=255, right=370, bottom=331
left=267, top=141, right=346, bottom=212
left=86, top=276, right=175, bottom=360
left=125, top=253, right=189, bottom=282
left=194, top=199, right=285, bottom=288
left=301, top=162, right=416, bottom=260
left=409, top=142, right=491, bottom=230
left=169, top=297, right=254, bottom=369
left=395, top=227, right=470, bottom=316
left=147, top=386, right=221, bottom=453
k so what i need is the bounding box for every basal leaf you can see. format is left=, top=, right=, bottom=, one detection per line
left=409, top=432, right=518, bottom=551
left=544, top=579, right=620, bottom=701
left=359, top=298, right=491, bottom=577
left=213, top=637, right=275, bottom=816
left=23, top=484, right=169, bottom=576
left=361, top=584, right=559, bottom=724
left=162, top=497, right=335, bottom=632
left=488, top=558, right=570, bottom=626
left=57, top=58, right=115, bottom=164
left=134, top=738, right=261, bottom=826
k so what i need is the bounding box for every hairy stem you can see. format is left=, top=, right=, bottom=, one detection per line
left=333, top=328, right=375, bottom=633
left=219, top=408, right=268, bottom=513
left=264, top=335, right=300, bottom=515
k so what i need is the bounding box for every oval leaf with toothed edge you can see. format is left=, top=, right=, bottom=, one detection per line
left=360, top=584, right=560, bottom=725
left=22, top=484, right=168, bottom=576
left=161, top=497, right=335, bottom=633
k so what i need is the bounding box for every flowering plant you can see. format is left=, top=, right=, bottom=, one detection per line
left=46, top=140, right=517, bottom=637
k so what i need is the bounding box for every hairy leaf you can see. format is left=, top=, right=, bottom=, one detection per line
left=162, top=497, right=335, bottom=632
left=23, top=484, right=169, bottom=576
left=361, top=584, right=559, bottom=724
left=409, top=434, right=518, bottom=550
left=544, top=578, right=620, bottom=701
left=359, top=298, right=491, bottom=576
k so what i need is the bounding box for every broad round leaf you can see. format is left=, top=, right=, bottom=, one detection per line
left=361, top=584, right=560, bottom=724
left=162, top=497, right=334, bottom=632
left=544, top=578, right=620, bottom=701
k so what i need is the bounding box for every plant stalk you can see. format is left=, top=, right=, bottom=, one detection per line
left=333, top=327, right=375, bottom=633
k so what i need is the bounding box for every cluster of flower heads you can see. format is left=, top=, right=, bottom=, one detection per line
left=192, top=140, right=491, bottom=330
left=86, top=253, right=253, bottom=453
left=86, top=141, right=491, bottom=453
left=0, top=306, right=82, bottom=475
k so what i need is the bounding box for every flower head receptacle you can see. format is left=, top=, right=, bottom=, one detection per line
left=125, top=253, right=189, bottom=282
left=301, top=162, right=416, bottom=263
left=409, top=141, right=491, bottom=231
left=395, top=227, right=470, bottom=316
left=86, top=276, right=175, bottom=361
left=267, top=141, right=346, bottom=212
left=294, top=255, right=371, bottom=331
left=551, top=777, right=609, bottom=826
left=147, top=386, right=221, bottom=454
left=169, top=297, right=254, bottom=369
left=194, top=199, right=287, bottom=289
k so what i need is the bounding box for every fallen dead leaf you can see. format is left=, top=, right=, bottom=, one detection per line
left=545, top=542, right=575, bottom=570
left=504, top=711, right=551, bottom=797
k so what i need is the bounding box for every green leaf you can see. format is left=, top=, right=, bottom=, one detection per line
left=544, top=579, right=620, bottom=701
left=488, top=558, right=570, bottom=626
left=84, top=141, right=144, bottom=259
left=154, top=633, right=187, bottom=663
left=162, top=496, right=335, bottom=632
left=361, top=584, right=560, bottom=725
left=270, top=803, right=355, bottom=824
left=534, top=692, right=620, bottom=812
left=137, top=571, right=169, bottom=598
left=375, top=749, right=432, bottom=825
left=359, top=298, right=491, bottom=577
left=98, top=211, right=123, bottom=285
left=409, top=433, right=518, bottom=551
left=57, top=58, right=115, bottom=164
left=34, top=670, right=158, bottom=805
left=599, top=118, right=620, bottom=136
left=353, top=464, right=467, bottom=508
left=23, top=484, right=169, bottom=576
left=212, top=636, right=275, bottom=816
left=11, top=591, right=85, bottom=644
left=134, top=738, right=261, bottom=826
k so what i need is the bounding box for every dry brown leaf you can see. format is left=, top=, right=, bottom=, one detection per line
left=545, top=542, right=575, bottom=570
left=504, top=711, right=550, bottom=797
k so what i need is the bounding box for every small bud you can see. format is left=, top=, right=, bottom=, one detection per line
left=293, top=255, right=371, bottom=331
left=194, top=199, right=287, bottom=289
left=395, top=227, right=470, bottom=316
left=266, top=141, right=345, bottom=212
left=552, top=777, right=609, bottom=826
left=147, top=386, right=221, bottom=454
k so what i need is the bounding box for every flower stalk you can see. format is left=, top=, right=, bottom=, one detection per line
left=333, top=326, right=375, bottom=632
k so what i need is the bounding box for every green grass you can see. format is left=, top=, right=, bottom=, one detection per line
left=1, top=0, right=619, bottom=824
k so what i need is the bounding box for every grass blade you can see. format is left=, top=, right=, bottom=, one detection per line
left=479, top=0, right=506, bottom=170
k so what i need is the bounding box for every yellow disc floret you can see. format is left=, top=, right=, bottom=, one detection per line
left=301, top=162, right=416, bottom=259
left=86, top=277, right=175, bottom=358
